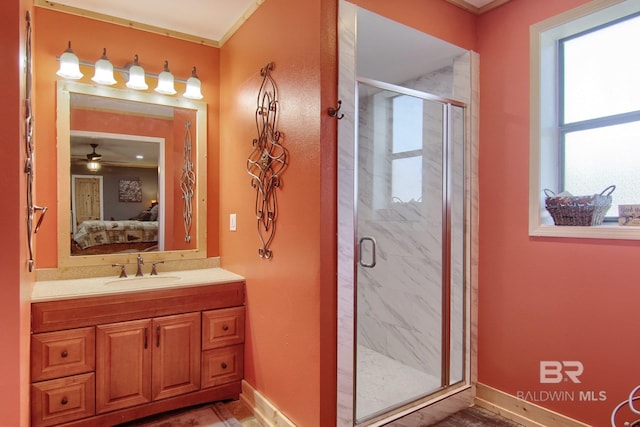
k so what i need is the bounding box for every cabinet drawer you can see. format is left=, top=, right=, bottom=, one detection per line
left=201, top=344, right=244, bottom=388
left=202, top=306, right=245, bottom=349
left=31, top=373, right=95, bottom=427
left=31, top=327, right=95, bottom=382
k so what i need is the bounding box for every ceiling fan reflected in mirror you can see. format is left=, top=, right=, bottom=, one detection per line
left=86, top=143, right=102, bottom=171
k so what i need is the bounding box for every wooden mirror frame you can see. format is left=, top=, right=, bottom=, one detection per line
left=56, top=81, right=207, bottom=269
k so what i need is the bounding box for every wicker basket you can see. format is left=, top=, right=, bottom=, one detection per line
left=544, top=185, right=615, bottom=226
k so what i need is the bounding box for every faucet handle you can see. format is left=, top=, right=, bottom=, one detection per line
left=112, top=264, right=127, bottom=278
left=151, top=261, right=165, bottom=276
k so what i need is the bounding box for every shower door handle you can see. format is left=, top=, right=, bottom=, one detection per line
left=358, top=236, right=377, bottom=268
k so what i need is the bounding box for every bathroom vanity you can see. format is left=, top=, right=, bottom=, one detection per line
left=30, top=269, right=245, bottom=427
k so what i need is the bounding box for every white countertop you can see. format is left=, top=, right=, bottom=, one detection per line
left=32, top=268, right=245, bottom=302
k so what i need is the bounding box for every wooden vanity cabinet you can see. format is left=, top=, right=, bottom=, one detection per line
left=30, top=282, right=244, bottom=427
left=96, top=313, right=201, bottom=413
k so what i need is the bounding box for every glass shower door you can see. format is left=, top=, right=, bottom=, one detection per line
left=355, top=79, right=465, bottom=423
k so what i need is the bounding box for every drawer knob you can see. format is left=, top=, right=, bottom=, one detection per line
left=221, top=362, right=227, bottom=369
left=61, top=397, right=68, bottom=405
left=61, top=350, right=68, bottom=358
left=222, top=324, right=229, bottom=331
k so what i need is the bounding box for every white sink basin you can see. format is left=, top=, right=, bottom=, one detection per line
left=104, top=276, right=181, bottom=286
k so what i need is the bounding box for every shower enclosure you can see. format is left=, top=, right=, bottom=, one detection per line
left=355, top=79, right=466, bottom=423
left=337, top=3, right=478, bottom=425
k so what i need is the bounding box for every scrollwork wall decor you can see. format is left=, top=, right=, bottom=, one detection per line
left=180, top=120, right=195, bottom=243
left=24, top=11, right=47, bottom=271
left=246, top=62, right=287, bottom=259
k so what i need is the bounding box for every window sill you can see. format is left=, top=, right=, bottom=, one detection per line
left=529, top=223, right=640, bottom=240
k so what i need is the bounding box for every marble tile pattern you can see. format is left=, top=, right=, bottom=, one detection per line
left=355, top=345, right=440, bottom=420
left=336, top=2, right=358, bottom=426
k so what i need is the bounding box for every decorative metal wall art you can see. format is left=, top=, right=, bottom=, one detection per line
left=24, top=11, right=48, bottom=271
left=246, top=62, right=287, bottom=259
left=180, top=120, right=195, bottom=243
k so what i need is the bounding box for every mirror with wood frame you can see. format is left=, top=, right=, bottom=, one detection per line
left=57, top=81, right=207, bottom=268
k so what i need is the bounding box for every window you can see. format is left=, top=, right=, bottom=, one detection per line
left=530, top=0, right=640, bottom=240
left=391, top=95, right=423, bottom=203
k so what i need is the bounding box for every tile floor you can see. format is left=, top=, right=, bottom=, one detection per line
left=430, top=406, right=523, bottom=426
left=222, top=399, right=262, bottom=426
left=225, top=400, right=521, bottom=427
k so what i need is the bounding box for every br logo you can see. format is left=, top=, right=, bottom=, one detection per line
left=540, top=361, right=584, bottom=384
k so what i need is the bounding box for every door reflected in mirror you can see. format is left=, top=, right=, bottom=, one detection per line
left=57, top=81, right=207, bottom=268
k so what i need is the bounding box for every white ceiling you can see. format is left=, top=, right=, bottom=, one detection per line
left=461, top=0, right=498, bottom=7
left=39, top=0, right=262, bottom=45
left=40, top=0, right=507, bottom=46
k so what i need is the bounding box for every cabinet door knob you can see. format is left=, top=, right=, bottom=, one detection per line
left=222, top=324, right=229, bottom=331
left=61, top=350, right=68, bottom=358
left=61, top=397, right=68, bottom=405
left=221, top=362, right=227, bottom=369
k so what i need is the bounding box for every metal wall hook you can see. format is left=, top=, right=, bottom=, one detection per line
left=328, top=100, right=344, bottom=119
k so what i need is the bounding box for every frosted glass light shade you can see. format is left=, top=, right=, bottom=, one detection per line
left=126, top=55, right=148, bottom=90
left=56, top=42, right=83, bottom=80
left=87, top=160, right=101, bottom=172
left=155, top=60, right=176, bottom=95
left=183, top=67, right=203, bottom=99
left=91, top=48, right=116, bottom=85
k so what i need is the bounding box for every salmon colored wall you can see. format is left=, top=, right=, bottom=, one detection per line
left=477, top=1, right=640, bottom=425
left=32, top=7, right=220, bottom=267
left=218, top=0, right=336, bottom=425
left=0, top=0, right=33, bottom=425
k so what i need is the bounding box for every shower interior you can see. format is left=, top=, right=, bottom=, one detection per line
left=352, top=7, right=471, bottom=424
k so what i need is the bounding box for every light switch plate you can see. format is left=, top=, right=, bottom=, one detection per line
left=230, top=213, right=237, bottom=231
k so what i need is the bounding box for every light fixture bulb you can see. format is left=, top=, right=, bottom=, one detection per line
left=91, top=48, right=117, bottom=85
left=126, top=54, right=148, bottom=90
left=183, top=66, right=203, bottom=99
left=87, top=160, right=101, bottom=172
left=56, top=41, right=83, bottom=80
left=155, top=60, right=176, bottom=95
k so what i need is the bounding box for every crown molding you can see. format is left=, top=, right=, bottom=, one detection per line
left=444, top=0, right=511, bottom=15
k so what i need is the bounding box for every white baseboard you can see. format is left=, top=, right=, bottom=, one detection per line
left=240, top=380, right=296, bottom=427
left=475, top=383, right=590, bottom=427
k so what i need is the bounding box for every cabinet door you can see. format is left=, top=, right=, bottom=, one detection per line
left=152, top=312, right=201, bottom=401
left=96, top=319, right=151, bottom=413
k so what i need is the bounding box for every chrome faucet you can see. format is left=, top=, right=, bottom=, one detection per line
left=136, top=255, right=144, bottom=277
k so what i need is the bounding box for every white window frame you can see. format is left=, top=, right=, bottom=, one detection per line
left=529, top=0, right=640, bottom=240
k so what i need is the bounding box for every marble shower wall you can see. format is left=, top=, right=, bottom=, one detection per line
left=356, top=54, right=470, bottom=381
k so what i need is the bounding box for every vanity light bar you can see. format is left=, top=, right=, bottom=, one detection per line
left=55, top=44, right=203, bottom=100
